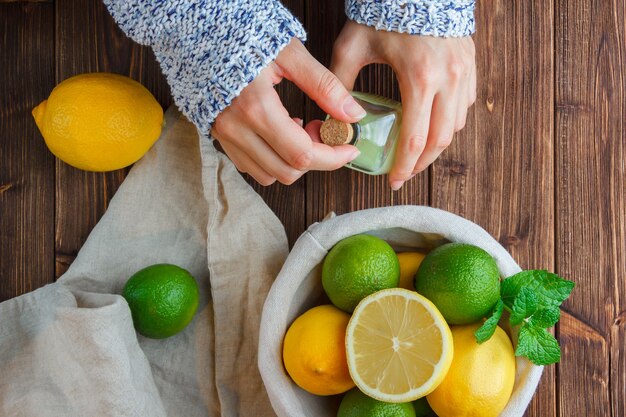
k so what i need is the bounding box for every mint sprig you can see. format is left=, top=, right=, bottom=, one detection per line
left=474, top=299, right=504, bottom=343
left=474, top=270, right=575, bottom=365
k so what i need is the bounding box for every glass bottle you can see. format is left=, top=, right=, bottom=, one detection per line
left=320, top=92, right=402, bottom=175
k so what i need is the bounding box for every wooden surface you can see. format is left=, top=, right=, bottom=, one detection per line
left=0, top=1, right=624, bottom=416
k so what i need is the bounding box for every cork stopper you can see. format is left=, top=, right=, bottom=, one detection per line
left=320, top=119, right=354, bottom=146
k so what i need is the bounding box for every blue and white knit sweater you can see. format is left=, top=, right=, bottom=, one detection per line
left=104, top=0, right=475, bottom=136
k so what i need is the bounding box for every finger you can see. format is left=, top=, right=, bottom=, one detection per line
left=330, top=47, right=364, bottom=90
left=388, top=80, right=435, bottom=190
left=219, top=140, right=276, bottom=186
left=412, top=92, right=458, bottom=174
left=304, top=120, right=324, bottom=143
left=468, top=58, right=477, bottom=106
left=310, top=142, right=360, bottom=171
left=214, top=107, right=306, bottom=185
left=304, top=119, right=361, bottom=169
left=276, top=39, right=366, bottom=122
left=455, top=98, right=469, bottom=133
left=236, top=83, right=317, bottom=171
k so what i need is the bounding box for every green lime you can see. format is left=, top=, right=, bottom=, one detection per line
left=414, top=243, right=500, bottom=325
left=412, top=397, right=434, bottom=417
left=338, top=389, right=415, bottom=417
left=322, top=234, right=399, bottom=312
left=122, top=263, right=199, bottom=339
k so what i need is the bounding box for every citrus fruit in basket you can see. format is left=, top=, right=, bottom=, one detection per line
left=32, top=73, right=163, bottom=171
left=346, top=288, right=453, bottom=403
left=397, top=251, right=426, bottom=290
left=427, top=323, right=516, bottom=417
left=337, top=388, right=416, bottom=417
left=414, top=243, right=500, bottom=324
left=412, top=397, right=434, bottom=417
left=282, top=305, right=354, bottom=396
left=322, top=234, right=399, bottom=312
left=123, top=263, right=199, bottom=339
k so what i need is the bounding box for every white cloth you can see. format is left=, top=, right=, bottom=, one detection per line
left=259, top=207, right=543, bottom=417
left=0, top=108, right=287, bottom=417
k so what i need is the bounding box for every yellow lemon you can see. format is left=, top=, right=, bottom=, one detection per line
left=427, top=324, right=516, bottom=417
left=346, top=288, right=453, bottom=403
left=282, top=305, right=355, bottom=396
left=397, top=251, right=426, bottom=290
left=32, top=73, right=163, bottom=171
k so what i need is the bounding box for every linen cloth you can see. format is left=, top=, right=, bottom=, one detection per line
left=259, top=207, right=543, bottom=417
left=0, top=107, right=288, bottom=417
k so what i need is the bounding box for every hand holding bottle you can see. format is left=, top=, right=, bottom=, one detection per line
left=211, top=39, right=364, bottom=186
left=330, top=21, right=476, bottom=190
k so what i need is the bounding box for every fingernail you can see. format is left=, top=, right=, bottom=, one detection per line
left=390, top=181, right=403, bottom=191
left=350, top=149, right=361, bottom=161
left=294, top=117, right=304, bottom=127
left=343, top=97, right=366, bottom=119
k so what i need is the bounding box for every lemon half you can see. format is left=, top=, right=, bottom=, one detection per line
left=346, top=288, right=453, bottom=403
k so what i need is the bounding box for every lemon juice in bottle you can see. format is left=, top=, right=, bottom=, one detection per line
left=320, top=92, right=402, bottom=175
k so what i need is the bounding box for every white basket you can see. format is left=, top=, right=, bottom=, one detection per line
left=259, top=206, right=543, bottom=417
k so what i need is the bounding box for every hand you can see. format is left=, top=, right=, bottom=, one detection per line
left=331, top=21, right=476, bottom=190
left=211, top=39, right=364, bottom=186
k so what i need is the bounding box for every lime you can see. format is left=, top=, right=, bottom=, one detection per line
left=414, top=243, right=500, bottom=324
left=322, top=234, right=399, bottom=312
left=426, top=324, right=516, bottom=417
left=282, top=305, right=354, bottom=396
left=122, top=263, right=199, bottom=339
left=412, top=397, right=434, bottom=417
left=338, top=388, right=416, bottom=417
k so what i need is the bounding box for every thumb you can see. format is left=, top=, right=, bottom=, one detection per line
left=276, top=39, right=365, bottom=122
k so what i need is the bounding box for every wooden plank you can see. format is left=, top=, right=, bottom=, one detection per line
left=431, top=1, right=555, bottom=416
left=244, top=0, right=307, bottom=247
left=0, top=2, right=55, bottom=301
left=555, top=0, right=625, bottom=415
left=305, top=0, right=428, bottom=226
left=54, top=0, right=170, bottom=277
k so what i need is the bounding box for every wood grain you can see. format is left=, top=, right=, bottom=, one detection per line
left=304, top=0, right=428, bottom=227
left=431, top=2, right=556, bottom=415
left=0, top=3, right=55, bottom=301
left=1, top=1, right=625, bottom=415
left=555, top=0, right=626, bottom=415
left=54, top=0, right=170, bottom=277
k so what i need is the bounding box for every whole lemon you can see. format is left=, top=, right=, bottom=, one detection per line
left=32, top=73, right=163, bottom=171
left=322, top=234, right=399, bottom=312
left=282, top=305, right=355, bottom=396
left=123, top=264, right=199, bottom=339
left=414, top=243, right=500, bottom=324
left=427, top=324, right=516, bottom=417
left=396, top=251, right=426, bottom=290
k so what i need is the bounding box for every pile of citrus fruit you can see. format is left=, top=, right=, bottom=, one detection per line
left=282, top=235, right=516, bottom=417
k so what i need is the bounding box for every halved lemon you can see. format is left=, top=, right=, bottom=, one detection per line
left=345, top=288, right=454, bottom=403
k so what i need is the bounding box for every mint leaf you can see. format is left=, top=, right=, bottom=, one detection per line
left=515, top=324, right=561, bottom=365
left=510, top=287, right=539, bottom=325
left=475, top=299, right=504, bottom=343
left=529, top=307, right=560, bottom=328
left=502, top=270, right=574, bottom=309
left=500, top=271, right=530, bottom=307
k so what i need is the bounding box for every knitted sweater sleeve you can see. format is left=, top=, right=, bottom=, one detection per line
left=103, top=0, right=306, bottom=135
left=346, top=0, right=475, bottom=37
